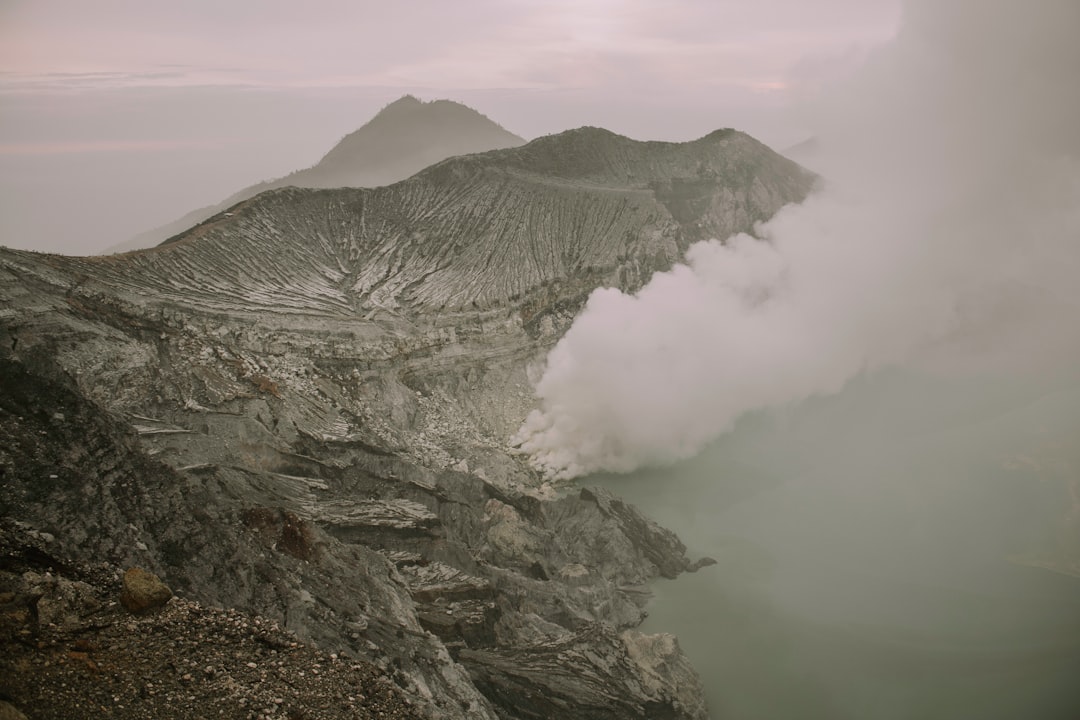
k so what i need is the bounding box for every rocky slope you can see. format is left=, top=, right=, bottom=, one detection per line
left=0, top=521, right=421, bottom=720
left=106, top=96, right=525, bottom=254
left=0, top=125, right=815, bottom=719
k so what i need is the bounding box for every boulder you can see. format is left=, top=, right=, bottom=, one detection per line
left=119, top=567, right=172, bottom=613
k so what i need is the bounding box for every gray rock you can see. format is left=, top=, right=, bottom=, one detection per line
left=24, top=572, right=102, bottom=630
left=458, top=623, right=707, bottom=720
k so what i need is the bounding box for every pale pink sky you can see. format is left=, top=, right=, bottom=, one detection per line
left=0, top=0, right=901, bottom=254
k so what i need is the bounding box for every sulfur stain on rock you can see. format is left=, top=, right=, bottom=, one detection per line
left=119, top=567, right=172, bottom=614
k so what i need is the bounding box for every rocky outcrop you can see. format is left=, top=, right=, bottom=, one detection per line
left=458, top=624, right=707, bottom=720
left=0, top=349, right=706, bottom=719
left=0, top=354, right=499, bottom=718
left=0, top=124, right=815, bottom=717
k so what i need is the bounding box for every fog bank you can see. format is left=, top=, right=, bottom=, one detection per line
left=516, top=0, right=1080, bottom=479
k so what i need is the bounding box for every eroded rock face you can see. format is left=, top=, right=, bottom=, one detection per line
left=0, top=126, right=816, bottom=718
left=0, top=350, right=700, bottom=718
left=458, top=623, right=708, bottom=720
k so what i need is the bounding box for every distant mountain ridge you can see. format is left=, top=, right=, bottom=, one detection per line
left=104, top=95, right=525, bottom=254
left=77, top=126, right=813, bottom=319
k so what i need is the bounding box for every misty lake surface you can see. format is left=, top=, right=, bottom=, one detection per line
left=590, top=369, right=1080, bottom=719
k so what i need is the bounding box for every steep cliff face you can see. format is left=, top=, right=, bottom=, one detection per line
left=0, top=126, right=814, bottom=719
left=106, top=96, right=526, bottom=254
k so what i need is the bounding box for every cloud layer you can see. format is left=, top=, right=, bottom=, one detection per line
left=1, top=1, right=898, bottom=95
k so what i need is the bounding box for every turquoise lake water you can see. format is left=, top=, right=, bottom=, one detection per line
left=590, top=369, right=1080, bottom=719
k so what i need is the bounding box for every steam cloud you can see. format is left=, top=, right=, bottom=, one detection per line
left=515, top=0, right=1080, bottom=479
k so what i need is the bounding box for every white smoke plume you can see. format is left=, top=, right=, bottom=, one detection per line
left=515, top=0, right=1080, bottom=479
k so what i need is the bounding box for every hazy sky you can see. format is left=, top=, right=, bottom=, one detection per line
left=0, top=0, right=900, bottom=254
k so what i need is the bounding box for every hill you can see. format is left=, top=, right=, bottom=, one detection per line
left=104, top=96, right=525, bottom=253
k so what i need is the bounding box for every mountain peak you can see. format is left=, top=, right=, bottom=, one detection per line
left=314, top=96, right=523, bottom=176
left=361, top=95, right=511, bottom=132
left=376, top=94, right=424, bottom=114
left=103, top=97, right=525, bottom=254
